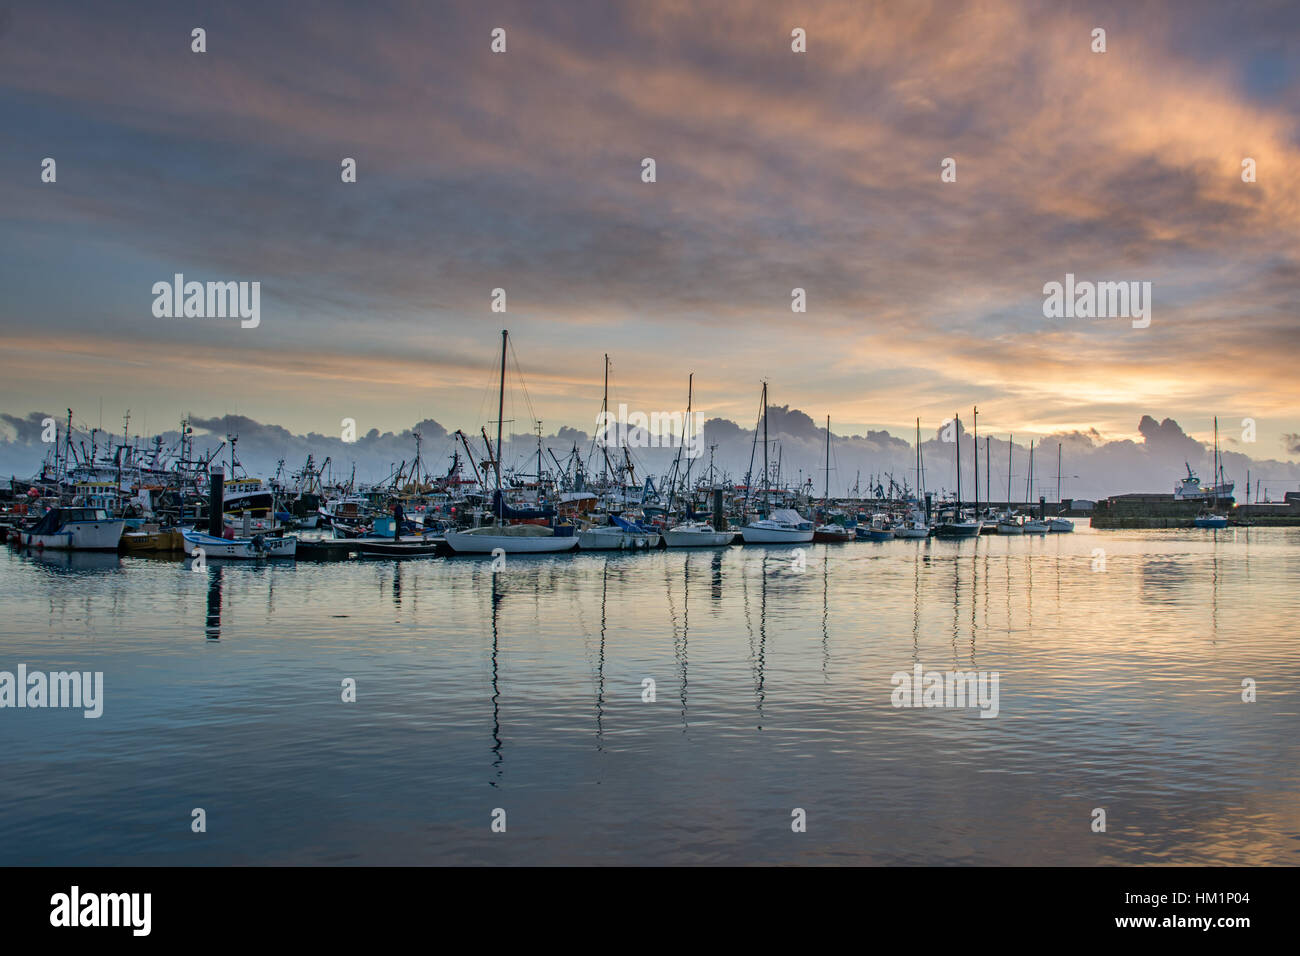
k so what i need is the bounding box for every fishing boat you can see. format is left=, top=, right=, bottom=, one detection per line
left=120, top=525, right=185, bottom=553
left=180, top=527, right=297, bottom=558
left=855, top=514, right=894, bottom=541
left=14, top=507, right=125, bottom=551
left=221, top=477, right=279, bottom=532
left=356, top=540, right=444, bottom=558
left=814, top=523, right=852, bottom=542
left=319, top=492, right=373, bottom=528
left=444, top=524, right=578, bottom=553
left=934, top=513, right=982, bottom=537
left=1174, top=465, right=1234, bottom=501
left=743, top=509, right=815, bottom=543
left=662, top=520, right=734, bottom=547
left=893, top=508, right=930, bottom=539
left=1192, top=511, right=1229, bottom=529
left=578, top=515, right=660, bottom=550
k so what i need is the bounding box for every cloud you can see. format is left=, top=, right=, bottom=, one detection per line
left=0, top=0, right=1297, bottom=450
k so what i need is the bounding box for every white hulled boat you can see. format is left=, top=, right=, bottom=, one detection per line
left=444, top=524, right=578, bottom=553
left=996, top=514, right=1024, bottom=534
left=578, top=515, right=660, bottom=550
left=1047, top=443, right=1074, bottom=532
left=444, top=329, right=579, bottom=555
left=181, top=527, right=297, bottom=558
left=893, top=423, right=931, bottom=539
left=662, top=520, right=734, bottom=547
left=893, top=509, right=930, bottom=539
left=742, top=508, right=814, bottom=543
left=740, top=384, right=814, bottom=544
left=17, top=507, right=125, bottom=551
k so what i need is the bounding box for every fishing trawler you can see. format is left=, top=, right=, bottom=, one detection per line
left=221, top=477, right=279, bottom=532
left=1174, top=464, right=1234, bottom=501
left=15, top=507, right=125, bottom=551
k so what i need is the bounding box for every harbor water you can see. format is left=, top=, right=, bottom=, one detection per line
left=1, top=522, right=1297, bottom=865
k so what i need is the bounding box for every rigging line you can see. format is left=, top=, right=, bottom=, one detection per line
left=505, top=338, right=540, bottom=431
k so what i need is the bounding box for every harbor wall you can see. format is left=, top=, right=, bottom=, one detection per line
left=1090, top=493, right=1300, bottom=528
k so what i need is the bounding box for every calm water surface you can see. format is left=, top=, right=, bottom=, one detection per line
left=1, top=522, right=1297, bottom=865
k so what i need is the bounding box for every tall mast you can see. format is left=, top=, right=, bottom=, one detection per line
left=668, top=373, right=693, bottom=512
left=1213, top=416, right=1219, bottom=509
left=915, top=418, right=922, bottom=498
left=1026, top=440, right=1034, bottom=503
left=985, top=436, right=990, bottom=507
left=954, top=412, right=961, bottom=510
left=602, top=354, right=609, bottom=488
left=1007, top=436, right=1013, bottom=507
left=973, top=406, right=979, bottom=513
left=62, top=408, right=73, bottom=481
left=824, top=415, right=831, bottom=503
left=743, top=383, right=763, bottom=519
left=762, top=382, right=769, bottom=503
left=496, top=329, right=507, bottom=503
left=1056, top=442, right=1062, bottom=505
left=683, top=373, right=694, bottom=497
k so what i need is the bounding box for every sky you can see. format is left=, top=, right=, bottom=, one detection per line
left=1, top=0, right=1298, bottom=493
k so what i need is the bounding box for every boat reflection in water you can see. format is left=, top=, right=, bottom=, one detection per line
left=5, top=525, right=1297, bottom=866
left=205, top=565, right=223, bottom=640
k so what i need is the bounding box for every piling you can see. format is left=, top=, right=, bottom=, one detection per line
left=209, top=466, right=224, bottom=536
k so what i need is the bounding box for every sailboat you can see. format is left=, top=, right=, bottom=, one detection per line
left=933, top=413, right=980, bottom=537
left=893, top=418, right=930, bottom=538
left=996, top=436, right=1024, bottom=534
left=741, top=383, right=814, bottom=544
left=814, top=416, right=852, bottom=542
left=1193, top=418, right=1230, bottom=529
left=662, top=376, right=734, bottom=548
left=444, top=330, right=579, bottom=554
left=1047, top=442, right=1074, bottom=532
left=1020, top=440, right=1048, bottom=533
